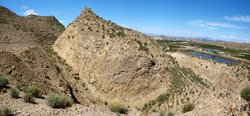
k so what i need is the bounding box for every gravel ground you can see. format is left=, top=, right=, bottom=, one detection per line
left=0, top=90, right=143, bottom=116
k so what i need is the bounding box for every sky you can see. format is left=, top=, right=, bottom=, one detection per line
left=1, top=0, right=250, bottom=43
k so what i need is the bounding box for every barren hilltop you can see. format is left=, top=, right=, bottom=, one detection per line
left=0, top=6, right=250, bottom=116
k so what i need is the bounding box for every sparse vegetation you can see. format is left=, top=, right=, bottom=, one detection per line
left=74, top=76, right=80, bottom=80
left=108, top=101, right=128, bottom=114
left=167, top=112, right=174, bottom=116
left=0, top=106, right=14, bottom=116
left=182, top=103, right=195, bottom=113
left=117, top=31, right=126, bottom=38
left=135, top=39, right=148, bottom=52
left=88, top=27, right=92, bottom=31
left=1, top=88, right=7, bottom=93
left=10, top=88, right=19, bottom=98
left=15, top=84, right=21, bottom=90
left=104, top=101, right=108, bottom=105
left=75, top=88, right=79, bottom=92
left=24, top=93, right=35, bottom=103
left=0, top=73, right=9, bottom=87
left=157, top=93, right=170, bottom=103
left=26, top=86, right=42, bottom=98
left=240, top=87, right=250, bottom=102
left=159, top=111, right=166, bottom=116
left=21, top=86, right=28, bottom=91
left=46, top=94, right=73, bottom=108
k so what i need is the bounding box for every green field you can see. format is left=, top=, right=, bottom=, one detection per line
left=156, top=39, right=185, bottom=43
left=236, top=55, right=250, bottom=60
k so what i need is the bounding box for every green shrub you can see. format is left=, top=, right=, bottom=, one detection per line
left=157, top=93, right=170, bottom=103
left=108, top=101, right=128, bottom=114
left=46, top=94, right=73, bottom=108
left=1, top=88, right=7, bottom=93
left=26, top=86, right=42, bottom=98
left=159, top=111, right=166, bottom=116
left=24, top=93, right=35, bottom=103
left=21, top=86, right=27, bottom=91
left=0, top=73, right=9, bottom=87
left=182, top=103, right=195, bottom=113
left=74, top=76, right=80, bottom=80
left=10, top=88, right=19, bottom=98
left=0, top=106, right=14, bottom=116
left=241, top=87, right=250, bottom=102
left=15, top=84, right=21, bottom=90
left=167, top=112, right=175, bottom=116
left=64, top=97, right=73, bottom=107
left=104, top=101, right=108, bottom=105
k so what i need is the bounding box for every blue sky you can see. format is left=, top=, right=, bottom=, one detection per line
left=1, top=0, right=250, bottom=43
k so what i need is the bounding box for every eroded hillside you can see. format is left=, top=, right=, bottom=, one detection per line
left=0, top=6, right=72, bottom=96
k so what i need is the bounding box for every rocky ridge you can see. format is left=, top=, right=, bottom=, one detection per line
left=53, top=7, right=173, bottom=107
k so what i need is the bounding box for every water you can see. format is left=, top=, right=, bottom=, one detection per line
left=206, top=49, right=221, bottom=53
left=188, top=52, right=238, bottom=64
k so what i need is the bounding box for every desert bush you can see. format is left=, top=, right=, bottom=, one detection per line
left=240, top=87, right=250, bottom=102
left=0, top=73, right=9, bottom=87
left=10, top=88, right=19, bottom=98
left=159, top=111, right=166, bottom=116
left=0, top=106, right=14, bottom=116
left=64, top=97, right=73, bottom=107
left=21, top=86, right=27, bottom=91
left=108, top=101, right=128, bottom=114
left=104, top=101, right=108, bottom=105
left=157, top=93, right=170, bottom=103
left=15, top=84, right=21, bottom=90
left=74, top=76, right=80, bottom=80
left=167, top=112, right=175, bottom=116
left=1, top=88, right=7, bottom=93
left=24, top=93, right=35, bottom=103
left=46, top=94, right=73, bottom=108
left=26, top=86, right=42, bottom=98
left=182, top=103, right=195, bottom=113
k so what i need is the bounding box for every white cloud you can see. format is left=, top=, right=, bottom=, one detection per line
left=120, top=24, right=131, bottom=28
left=222, top=35, right=238, bottom=40
left=206, top=22, right=246, bottom=29
left=189, top=20, right=246, bottom=30
left=188, top=20, right=217, bottom=31
left=22, top=6, right=27, bottom=10
left=22, top=10, right=39, bottom=16
left=221, top=36, right=250, bottom=43
left=225, top=15, right=250, bottom=22
left=59, top=20, right=65, bottom=23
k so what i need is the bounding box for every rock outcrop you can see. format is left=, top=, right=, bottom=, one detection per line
left=53, top=7, right=172, bottom=106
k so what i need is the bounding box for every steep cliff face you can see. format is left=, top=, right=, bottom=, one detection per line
left=53, top=7, right=172, bottom=106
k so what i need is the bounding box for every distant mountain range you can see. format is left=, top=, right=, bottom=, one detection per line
left=143, top=33, right=225, bottom=42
